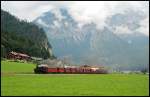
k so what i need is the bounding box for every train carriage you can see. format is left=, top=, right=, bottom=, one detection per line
left=48, top=68, right=58, bottom=73
left=57, top=68, right=65, bottom=73
left=34, top=64, right=108, bottom=74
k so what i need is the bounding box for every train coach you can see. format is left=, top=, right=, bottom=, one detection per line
left=34, top=64, right=108, bottom=74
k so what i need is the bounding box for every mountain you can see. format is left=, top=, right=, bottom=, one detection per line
left=33, top=8, right=149, bottom=71
left=1, top=10, right=55, bottom=59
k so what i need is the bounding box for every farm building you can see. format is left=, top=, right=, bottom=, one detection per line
left=7, top=51, right=31, bottom=61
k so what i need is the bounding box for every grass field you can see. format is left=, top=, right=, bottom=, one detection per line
left=1, top=60, right=149, bottom=96
left=1, top=60, right=35, bottom=73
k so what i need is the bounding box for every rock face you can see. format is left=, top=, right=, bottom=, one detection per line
left=33, top=8, right=149, bottom=71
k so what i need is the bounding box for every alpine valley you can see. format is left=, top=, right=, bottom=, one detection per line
left=33, top=8, right=149, bottom=71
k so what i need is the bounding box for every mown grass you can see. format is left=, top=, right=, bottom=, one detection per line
left=1, top=60, right=149, bottom=96
left=1, top=60, right=36, bottom=73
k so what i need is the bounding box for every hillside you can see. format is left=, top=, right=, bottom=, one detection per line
left=1, top=10, right=55, bottom=59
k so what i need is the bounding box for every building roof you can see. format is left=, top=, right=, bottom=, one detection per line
left=9, top=51, right=30, bottom=57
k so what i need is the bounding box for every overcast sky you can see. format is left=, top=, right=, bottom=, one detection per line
left=1, top=1, right=149, bottom=36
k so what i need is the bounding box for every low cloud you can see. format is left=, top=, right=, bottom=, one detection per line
left=136, top=17, right=149, bottom=36
left=1, top=1, right=71, bottom=21
left=113, top=25, right=133, bottom=35
left=1, top=1, right=149, bottom=36
left=66, top=1, right=149, bottom=31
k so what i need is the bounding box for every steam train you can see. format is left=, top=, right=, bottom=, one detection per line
left=34, top=64, right=108, bottom=74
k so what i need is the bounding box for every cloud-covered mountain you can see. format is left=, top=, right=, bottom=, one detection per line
left=33, top=8, right=149, bottom=71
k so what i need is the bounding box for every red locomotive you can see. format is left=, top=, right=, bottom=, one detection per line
left=34, top=64, right=108, bottom=74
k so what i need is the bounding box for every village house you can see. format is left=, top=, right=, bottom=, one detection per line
left=7, top=51, right=31, bottom=61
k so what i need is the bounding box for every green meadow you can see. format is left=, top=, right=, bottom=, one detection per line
left=1, top=60, right=149, bottom=96
left=1, top=60, right=35, bottom=73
